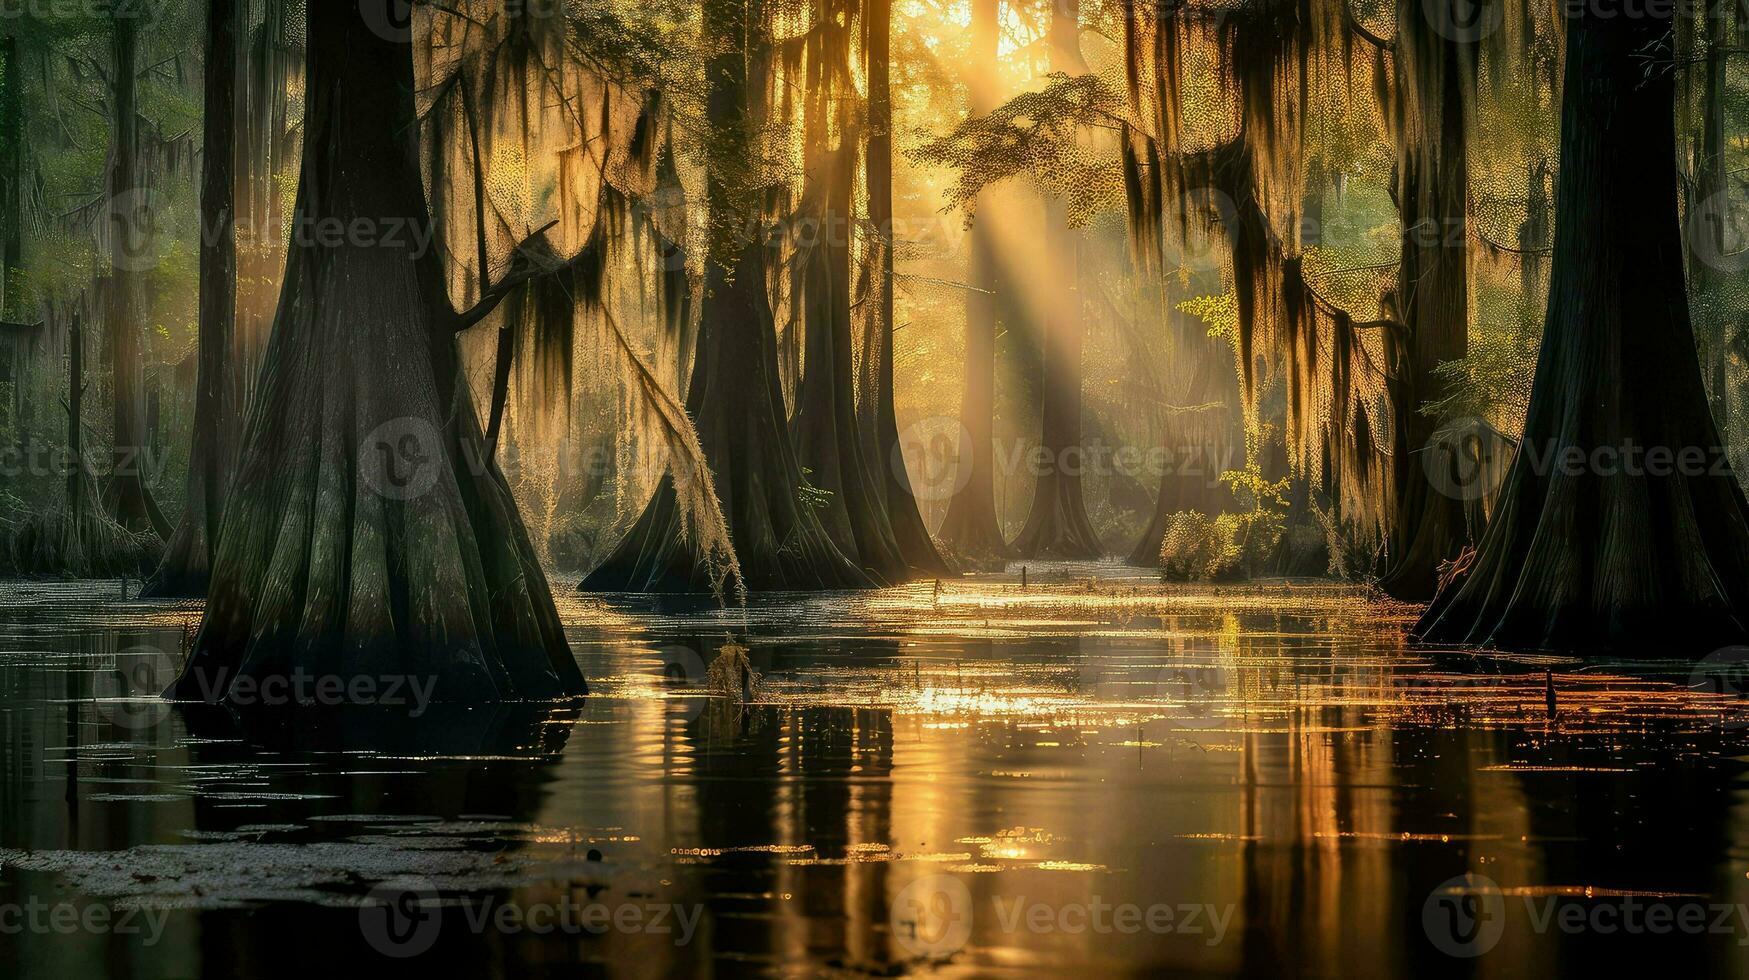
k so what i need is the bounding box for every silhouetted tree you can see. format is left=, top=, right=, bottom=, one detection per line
left=1416, top=5, right=1749, bottom=655
left=169, top=2, right=585, bottom=701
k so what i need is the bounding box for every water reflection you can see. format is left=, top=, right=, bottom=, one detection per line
left=0, top=572, right=1746, bottom=976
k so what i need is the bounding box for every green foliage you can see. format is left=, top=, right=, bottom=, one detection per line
left=1157, top=440, right=1291, bottom=583
left=796, top=469, right=834, bottom=511
left=1177, top=292, right=1237, bottom=342
left=1314, top=502, right=1374, bottom=582
left=1422, top=330, right=1539, bottom=432
left=911, top=72, right=1125, bottom=225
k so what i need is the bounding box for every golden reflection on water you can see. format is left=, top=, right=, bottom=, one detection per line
left=537, top=572, right=1749, bottom=974
left=2, top=572, right=1747, bottom=975
left=570, top=574, right=1749, bottom=738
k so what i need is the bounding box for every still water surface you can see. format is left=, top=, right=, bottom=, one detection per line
left=1, top=566, right=1747, bottom=977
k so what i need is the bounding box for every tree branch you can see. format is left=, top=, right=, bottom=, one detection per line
left=1342, top=0, right=1395, bottom=52
left=452, top=220, right=561, bottom=332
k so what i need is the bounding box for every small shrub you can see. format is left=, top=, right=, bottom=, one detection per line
left=1157, top=459, right=1291, bottom=582
left=1158, top=510, right=1213, bottom=581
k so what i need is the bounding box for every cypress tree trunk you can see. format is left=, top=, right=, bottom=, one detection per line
left=103, top=18, right=168, bottom=540
left=67, top=313, right=86, bottom=521
left=1377, top=7, right=1472, bottom=601
left=790, top=0, right=909, bottom=584
left=861, top=0, right=950, bottom=575
left=168, top=2, right=585, bottom=702
left=1012, top=0, right=1102, bottom=560
left=148, top=0, right=240, bottom=597
left=1692, top=0, right=1732, bottom=440
left=1414, top=6, right=1749, bottom=655
left=236, top=0, right=296, bottom=398
left=1, top=34, right=20, bottom=314
left=583, top=0, right=872, bottom=593
left=935, top=0, right=1012, bottom=561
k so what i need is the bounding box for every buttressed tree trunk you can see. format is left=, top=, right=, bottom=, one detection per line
left=935, top=0, right=1012, bottom=561
left=861, top=0, right=950, bottom=576
left=584, top=0, right=872, bottom=592
left=1377, top=1, right=1473, bottom=601
left=1012, top=0, right=1102, bottom=560
left=168, top=2, right=585, bottom=702
left=1415, top=5, right=1749, bottom=655
left=149, top=0, right=241, bottom=597
left=103, top=17, right=169, bottom=540
left=790, top=0, right=910, bottom=585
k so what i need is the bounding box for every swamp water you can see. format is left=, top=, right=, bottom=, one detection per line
left=1, top=566, right=1747, bottom=977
